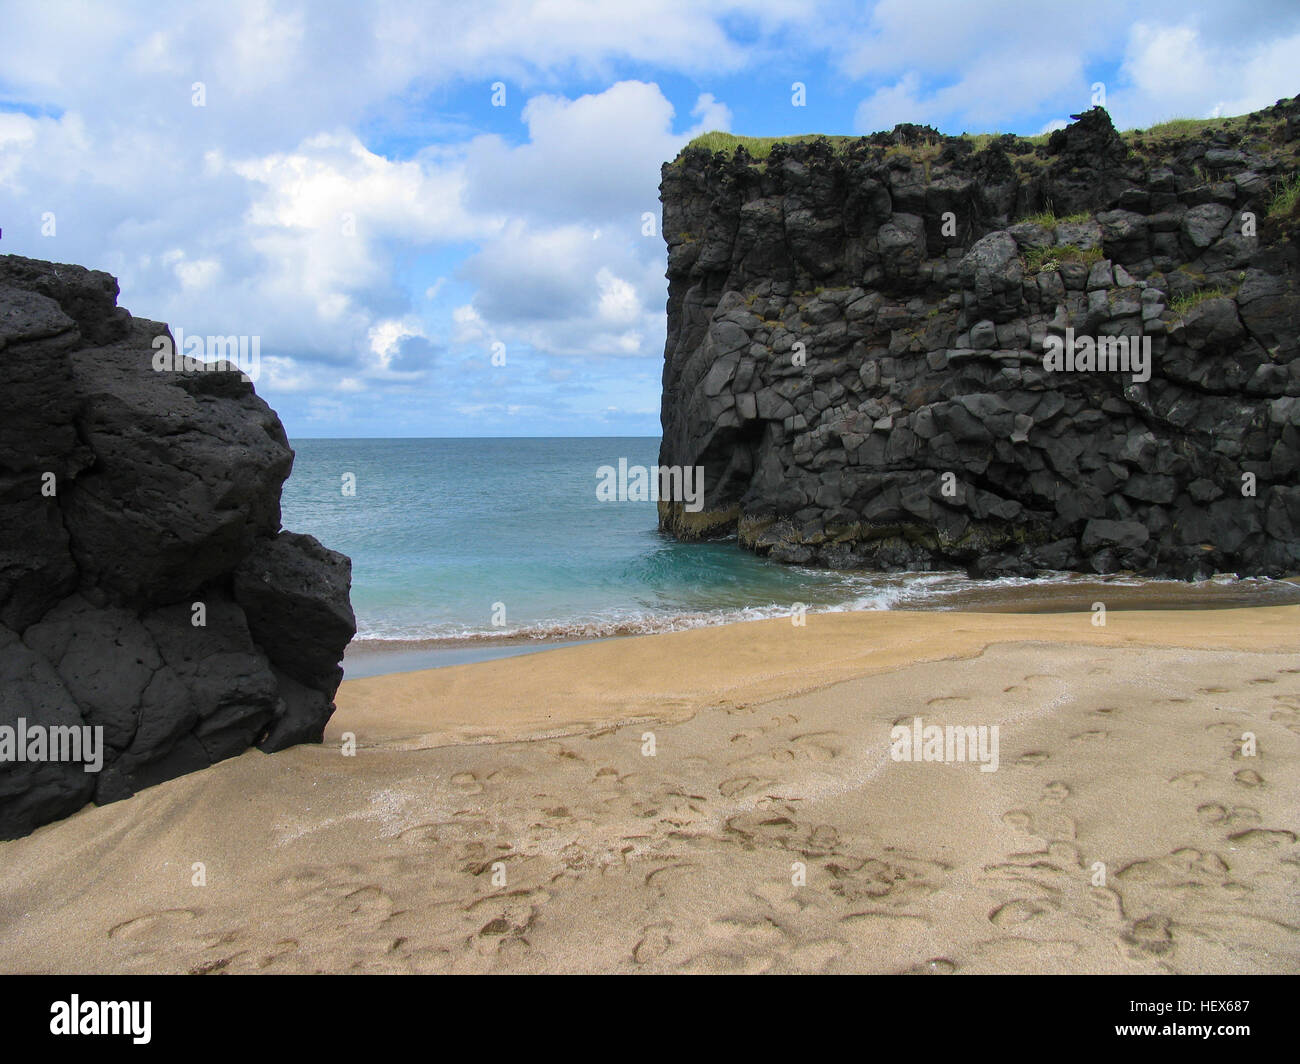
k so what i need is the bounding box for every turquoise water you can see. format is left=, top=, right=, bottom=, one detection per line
left=280, top=437, right=1299, bottom=644
left=279, top=437, right=931, bottom=641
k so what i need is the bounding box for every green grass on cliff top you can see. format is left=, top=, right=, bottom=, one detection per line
left=678, top=109, right=1266, bottom=163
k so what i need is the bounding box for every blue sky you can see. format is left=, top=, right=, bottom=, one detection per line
left=1, top=0, right=1297, bottom=438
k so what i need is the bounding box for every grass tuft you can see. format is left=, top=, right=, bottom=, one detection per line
left=1268, top=173, right=1300, bottom=218
left=1169, top=287, right=1237, bottom=319
left=1024, top=244, right=1103, bottom=273
left=1017, top=209, right=1093, bottom=229
left=682, top=131, right=860, bottom=159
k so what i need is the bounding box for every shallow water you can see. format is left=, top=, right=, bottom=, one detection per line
left=281, top=436, right=1300, bottom=664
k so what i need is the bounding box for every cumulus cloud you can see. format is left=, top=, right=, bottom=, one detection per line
left=464, top=81, right=682, bottom=224
left=0, top=2, right=749, bottom=435
left=2, top=0, right=1296, bottom=436
left=456, top=81, right=720, bottom=361
left=1116, top=21, right=1300, bottom=128
left=689, top=92, right=734, bottom=134
left=843, top=0, right=1299, bottom=136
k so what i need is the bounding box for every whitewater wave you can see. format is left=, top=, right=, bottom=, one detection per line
left=350, top=571, right=1297, bottom=647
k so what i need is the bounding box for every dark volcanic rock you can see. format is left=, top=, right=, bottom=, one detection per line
left=658, top=101, right=1300, bottom=581
left=0, top=256, right=355, bottom=839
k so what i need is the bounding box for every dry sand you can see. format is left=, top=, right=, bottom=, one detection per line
left=1, top=607, right=1297, bottom=974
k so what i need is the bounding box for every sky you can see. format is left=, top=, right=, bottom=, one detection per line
left=1, top=0, right=1297, bottom=439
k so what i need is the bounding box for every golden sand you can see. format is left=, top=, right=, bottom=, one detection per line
left=1, top=607, right=1297, bottom=973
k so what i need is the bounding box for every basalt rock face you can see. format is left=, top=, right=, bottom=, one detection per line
left=658, top=102, right=1300, bottom=578
left=0, top=255, right=355, bottom=839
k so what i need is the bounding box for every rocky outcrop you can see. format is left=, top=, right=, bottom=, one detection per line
left=657, top=101, right=1300, bottom=578
left=0, top=255, right=355, bottom=839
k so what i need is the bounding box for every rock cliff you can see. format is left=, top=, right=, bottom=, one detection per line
left=0, top=255, right=355, bottom=839
left=658, top=101, right=1300, bottom=579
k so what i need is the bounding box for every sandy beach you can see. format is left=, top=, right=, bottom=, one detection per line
left=1, top=606, right=1297, bottom=974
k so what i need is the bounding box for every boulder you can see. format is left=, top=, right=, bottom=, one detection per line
left=0, top=257, right=355, bottom=839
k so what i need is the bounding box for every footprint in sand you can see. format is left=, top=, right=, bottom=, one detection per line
left=1227, top=828, right=1297, bottom=848
left=989, top=897, right=1057, bottom=926
left=198, top=928, right=240, bottom=950
left=980, top=842, right=1082, bottom=895
left=275, top=868, right=328, bottom=892
left=476, top=908, right=535, bottom=940
left=644, top=862, right=700, bottom=891
left=1197, top=803, right=1261, bottom=828
left=1070, top=729, right=1110, bottom=744
left=1089, top=886, right=1126, bottom=922
left=397, top=823, right=442, bottom=846
left=1117, top=848, right=1230, bottom=888
left=633, top=923, right=673, bottom=964
left=1123, top=914, right=1175, bottom=957
left=825, top=854, right=947, bottom=905
left=840, top=910, right=931, bottom=933
left=1269, top=710, right=1300, bottom=734
left=108, top=908, right=198, bottom=941
left=789, top=731, right=842, bottom=761
left=451, top=772, right=483, bottom=794
left=1015, top=751, right=1050, bottom=766
left=334, top=884, right=394, bottom=930
left=189, top=955, right=242, bottom=975
left=706, top=914, right=787, bottom=948
left=1041, top=781, right=1071, bottom=803
left=718, top=775, right=773, bottom=798
left=1168, top=770, right=1207, bottom=790
left=1233, top=769, right=1264, bottom=788
left=1002, top=809, right=1033, bottom=830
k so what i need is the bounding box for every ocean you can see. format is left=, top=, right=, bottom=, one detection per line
left=280, top=437, right=1300, bottom=670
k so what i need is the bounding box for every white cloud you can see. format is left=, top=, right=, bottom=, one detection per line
left=1, top=0, right=1296, bottom=437
left=464, top=80, right=687, bottom=224
left=688, top=92, right=733, bottom=135
left=844, top=0, right=1300, bottom=136
left=853, top=72, right=925, bottom=135
left=1116, top=21, right=1300, bottom=128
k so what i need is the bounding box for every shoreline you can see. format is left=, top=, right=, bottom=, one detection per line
left=331, top=605, right=1300, bottom=749
left=343, top=573, right=1300, bottom=677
